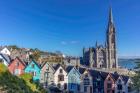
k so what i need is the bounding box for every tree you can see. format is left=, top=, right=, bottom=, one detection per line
left=132, top=63, right=140, bottom=92
left=9, top=45, right=20, bottom=50
left=29, top=48, right=41, bottom=61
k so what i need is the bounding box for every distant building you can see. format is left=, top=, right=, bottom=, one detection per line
left=63, top=56, right=80, bottom=67
left=0, top=47, right=11, bottom=56
left=83, top=7, right=118, bottom=69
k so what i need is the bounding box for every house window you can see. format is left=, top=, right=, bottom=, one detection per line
left=118, top=79, right=121, bottom=83
left=107, top=83, right=112, bottom=88
left=107, top=90, right=111, bottom=93
left=59, top=69, right=63, bottom=73
left=64, top=83, right=67, bottom=90
left=58, top=75, right=64, bottom=81
left=34, top=72, right=36, bottom=76
left=84, top=78, right=90, bottom=85
left=16, top=62, right=19, bottom=67
left=31, top=71, right=36, bottom=76
left=108, top=78, right=111, bottom=81
left=128, top=86, right=131, bottom=92
left=14, top=69, right=20, bottom=75
left=78, top=85, right=80, bottom=91
left=117, top=84, right=122, bottom=90
left=71, top=84, right=75, bottom=89
left=32, top=64, right=35, bottom=68
left=57, top=83, right=61, bottom=88
left=84, top=86, right=87, bottom=92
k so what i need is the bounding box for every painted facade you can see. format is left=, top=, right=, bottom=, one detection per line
left=66, top=66, right=81, bottom=93
left=81, top=69, right=93, bottom=93
left=90, top=70, right=104, bottom=93
left=24, top=60, right=41, bottom=81
left=104, top=73, right=115, bottom=93
left=53, top=64, right=68, bottom=90
left=0, top=47, right=11, bottom=56
left=123, top=76, right=132, bottom=93
left=40, top=62, right=55, bottom=86
left=8, top=57, right=26, bottom=75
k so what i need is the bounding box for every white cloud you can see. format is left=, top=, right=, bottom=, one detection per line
left=61, top=41, right=67, bottom=45
left=61, top=40, right=79, bottom=45
left=70, top=41, right=78, bottom=44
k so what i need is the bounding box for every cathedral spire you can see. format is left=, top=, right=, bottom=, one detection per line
left=109, top=6, right=113, bottom=24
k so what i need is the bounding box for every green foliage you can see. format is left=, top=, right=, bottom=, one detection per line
left=0, top=63, right=7, bottom=73
left=132, top=63, right=140, bottom=91
left=9, top=45, right=20, bottom=50
left=30, top=49, right=41, bottom=61
left=20, top=73, right=33, bottom=81
left=0, top=64, right=47, bottom=93
left=0, top=71, right=33, bottom=93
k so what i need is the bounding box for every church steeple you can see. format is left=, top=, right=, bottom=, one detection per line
left=109, top=6, right=113, bottom=24
left=106, top=6, right=117, bottom=68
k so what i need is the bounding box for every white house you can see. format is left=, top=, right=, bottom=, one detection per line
left=115, top=76, right=126, bottom=93
left=53, top=64, right=68, bottom=90
left=0, top=47, right=11, bottom=56
left=124, top=76, right=133, bottom=93
left=0, top=53, right=11, bottom=66
left=115, top=75, right=132, bottom=93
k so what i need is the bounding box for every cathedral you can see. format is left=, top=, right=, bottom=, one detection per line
left=83, top=7, right=118, bottom=68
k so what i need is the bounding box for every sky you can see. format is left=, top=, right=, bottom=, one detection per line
left=0, top=0, right=140, bottom=57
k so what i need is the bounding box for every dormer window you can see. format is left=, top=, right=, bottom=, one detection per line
left=16, top=62, right=19, bottom=67
left=107, top=83, right=112, bottom=89
left=32, top=64, right=35, bottom=68
left=117, top=84, right=122, bottom=90
left=59, top=69, right=63, bottom=73
left=84, top=78, right=90, bottom=85
left=118, top=79, right=121, bottom=83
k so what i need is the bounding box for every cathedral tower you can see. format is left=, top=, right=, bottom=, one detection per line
left=106, top=7, right=118, bottom=68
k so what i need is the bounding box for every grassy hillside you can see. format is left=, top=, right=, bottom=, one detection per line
left=0, top=63, right=47, bottom=93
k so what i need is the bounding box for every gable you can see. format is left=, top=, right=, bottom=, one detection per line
left=54, top=66, right=67, bottom=75
left=116, top=76, right=124, bottom=84
left=1, top=48, right=10, bottom=55
left=68, top=68, right=80, bottom=77
left=105, top=74, right=115, bottom=83
left=25, top=61, right=40, bottom=71
left=41, top=62, right=54, bottom=73
left=9, top=59, right=24, bottom=68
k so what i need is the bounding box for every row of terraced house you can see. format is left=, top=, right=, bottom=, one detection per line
left=0, top=50, right=132, bottom=93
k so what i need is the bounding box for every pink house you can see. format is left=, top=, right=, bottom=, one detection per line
left=8, top=57, right=26, bottom=75
left=104, top=73, right=115, bottom=93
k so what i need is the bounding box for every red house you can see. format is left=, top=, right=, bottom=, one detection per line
left=8, top=57, right=26, bottom=75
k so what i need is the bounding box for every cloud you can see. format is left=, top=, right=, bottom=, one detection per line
left=70, top=41, right=78, bottom=44
left=61, top=41, right=67, bottom=45
left=61, top=40, right=79, bottom=45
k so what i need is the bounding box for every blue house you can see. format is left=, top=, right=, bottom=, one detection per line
left=89, top=70, right=104, bottom=93
left=66, top=66, right=81, bottom=93
left=24, top=60, right=41, bottom=81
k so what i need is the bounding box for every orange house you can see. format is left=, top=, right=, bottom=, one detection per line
left=101, top=72, right=115, bottom=93
left=8, top=57, right=26, bottom=75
